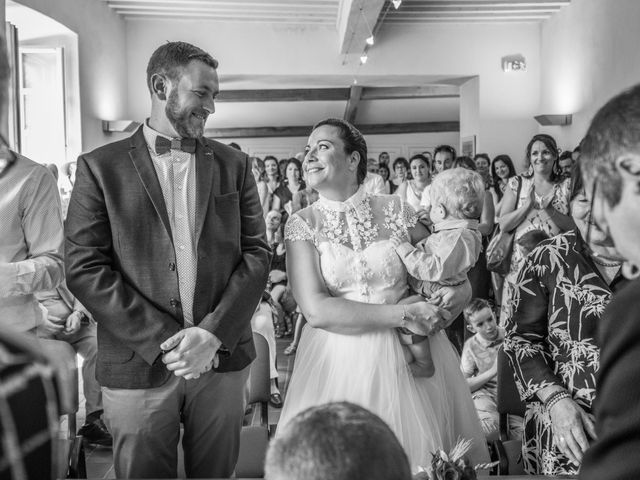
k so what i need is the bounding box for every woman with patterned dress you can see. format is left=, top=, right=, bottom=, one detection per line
left=503, top=169, right=627, bottom=475
left=498, top=134, right=574, bottom=326
left=278, top=118, right=489, bottom=470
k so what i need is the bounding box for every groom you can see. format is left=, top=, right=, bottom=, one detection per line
left=65, top=42, right=271, bottom=478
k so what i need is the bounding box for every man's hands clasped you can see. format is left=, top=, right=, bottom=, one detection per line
left=161, top=327, right=222, bottom=380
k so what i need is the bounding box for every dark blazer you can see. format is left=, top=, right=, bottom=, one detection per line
left=64, top=128, right=271, bottom=389
left=580, top=277, right=640, bottom=480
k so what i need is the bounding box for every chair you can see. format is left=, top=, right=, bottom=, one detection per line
left=39, top=338, right=87, bottom=479
left=235, top=332, right=272, bottom=478
left=492, top=347, right=526, bottom=475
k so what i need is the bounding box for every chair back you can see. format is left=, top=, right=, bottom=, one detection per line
left=493, top=347, right=527, bottom=475
left=236, top=332, right=271, bottom=478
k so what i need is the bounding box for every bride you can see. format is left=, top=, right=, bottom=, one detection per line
left=278, top=118, right=489, bottom=469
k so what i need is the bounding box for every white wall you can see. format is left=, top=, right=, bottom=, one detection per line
left=459, top=76, right=479, bottom=156
left=540, top=0, right=640, bottom=151
left=14, top=0, right=128, bottom=153
left=124, top=19, right=540, bottom=161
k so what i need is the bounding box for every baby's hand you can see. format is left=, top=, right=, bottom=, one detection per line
left=389, top=236, right=403, bottom=248
left=428, top=291, right=444, bottom=306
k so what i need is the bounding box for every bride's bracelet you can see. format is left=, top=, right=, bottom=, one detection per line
left=398, top=306, right=413, bottom=335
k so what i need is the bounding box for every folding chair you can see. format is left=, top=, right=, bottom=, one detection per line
left=235, top=332, right=271, bottom=478
left=492, top=347, right=526, bottom=475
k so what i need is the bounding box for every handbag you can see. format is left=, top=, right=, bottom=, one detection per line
left=486, top=177, right=522, bottom=275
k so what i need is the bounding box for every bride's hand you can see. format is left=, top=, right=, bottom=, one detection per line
left=403, top=302, right=451, bottom=336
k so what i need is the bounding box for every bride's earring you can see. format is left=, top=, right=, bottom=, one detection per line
left=622, top=261, right=640, bottom=280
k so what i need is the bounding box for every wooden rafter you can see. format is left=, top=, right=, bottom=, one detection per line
left=205, top=121, right=459, bottom=138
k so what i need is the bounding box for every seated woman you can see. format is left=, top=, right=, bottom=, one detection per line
left=503, top=165, right=628, bottom=475
left=273, top=158, right=305, bottom=217
left=390, top=156, right=409, bottom=194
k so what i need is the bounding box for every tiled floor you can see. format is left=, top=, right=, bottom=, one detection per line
left=73, top=335, right=296, bottom=479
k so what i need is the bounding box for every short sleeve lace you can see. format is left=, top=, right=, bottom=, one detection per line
left=284, top=214, right=314, bottom=242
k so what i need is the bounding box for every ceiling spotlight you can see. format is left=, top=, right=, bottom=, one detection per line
left=360, top=54, right=368, bottom=64
left=392, top=0, right=402, bottom=9
left=366, top=35, right=375, bottom=46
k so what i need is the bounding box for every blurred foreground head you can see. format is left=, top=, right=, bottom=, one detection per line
left=265, top=401, right=411, bottom=480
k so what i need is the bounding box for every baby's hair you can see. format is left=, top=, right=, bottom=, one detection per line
left=463, top=298, right=493, bottom=325
left=517, top=229, right=549, bottom=253
left=429, top=168, right=485, bottom=219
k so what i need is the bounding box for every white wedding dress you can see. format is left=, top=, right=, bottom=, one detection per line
left=279, top=187, right=489, bottom=470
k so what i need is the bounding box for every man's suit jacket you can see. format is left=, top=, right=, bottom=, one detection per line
left=64, top=128, right=271, bottom=389
left=580, top=277, right=640, bottom=479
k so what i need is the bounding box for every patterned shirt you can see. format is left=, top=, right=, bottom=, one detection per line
left=142, top=122, right=197, bottom=326
left=504, top=230, right=625, bottom=408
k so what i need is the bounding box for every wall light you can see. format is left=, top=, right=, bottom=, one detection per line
left=102, top=120, right=141, bottom=133
left=392, top=0, right=402, bottom=9
left=534, top=114, right=573, bottom=126
left=360, top=54, right=368, bottom=64
left=501, top=54, right=526, bottom=73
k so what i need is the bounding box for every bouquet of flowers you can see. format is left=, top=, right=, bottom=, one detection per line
left=414, top=439, right=497, bottom=480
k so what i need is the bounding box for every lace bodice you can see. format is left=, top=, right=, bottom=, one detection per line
left=285, top=187, right=418, bottom=305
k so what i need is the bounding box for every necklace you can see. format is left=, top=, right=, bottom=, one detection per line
left=592, top=256, right=622, bottom=268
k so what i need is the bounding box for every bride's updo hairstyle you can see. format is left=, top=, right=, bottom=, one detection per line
left=312, top=118, right=368, bottom=185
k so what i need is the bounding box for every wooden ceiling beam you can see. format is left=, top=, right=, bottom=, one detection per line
left=343, top=85, right=363, bottom=123
left=215, top=86, right=459, bottom=103
left=361, top=85, right=459, bottom=100
left=216, top=88, right=350, bottom=102
left=205, top=121, right=459, bottom=139
left=337, top=0, right=386, bottom=54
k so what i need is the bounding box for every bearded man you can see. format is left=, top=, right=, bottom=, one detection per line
left=64, top=41, right=270, bottom=478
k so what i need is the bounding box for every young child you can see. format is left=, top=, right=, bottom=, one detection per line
left=460, top=298, right=519, bottom=436
left=392, top=168, right=485, bottom=377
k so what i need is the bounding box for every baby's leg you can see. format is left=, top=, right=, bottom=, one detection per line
left=396, top=328, right=435, bottom=377
left=407, top=338, right=435, bottom=378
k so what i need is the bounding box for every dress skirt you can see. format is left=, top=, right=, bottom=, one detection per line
left=277, top=325, right=489, bottom=471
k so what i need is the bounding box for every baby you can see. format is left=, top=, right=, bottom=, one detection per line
left=392, top=168, right=485, bottom=377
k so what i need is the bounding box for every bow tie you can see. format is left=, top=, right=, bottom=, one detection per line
left=154, top=136, right=196, bottom=155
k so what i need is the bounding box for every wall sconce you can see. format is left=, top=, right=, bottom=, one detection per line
left=102, top=120, right=140, bottom=133
left=501, top=54, right=526, bottom=72
left=534, top=114, right=573, bottom=126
